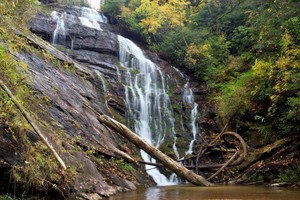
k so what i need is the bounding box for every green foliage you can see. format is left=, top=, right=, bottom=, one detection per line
left=283, top=17, right=300, bottom=45
left=214, top=71, right=253, bottom=122
left=252, top=124, right=273, bottom=145
left=0, top=194, right=26, bottom=200
left=12, top=142, right=61, bottom=189
left=58, top=0, right=90, bottom=7
left=119, top=0, right=189, bottom=42
left=230, top=25, right=256, bottom=53
left=244, top=0, right=300, bottom=55
left=102, top=0, right=125, bottom=19
left=0, top=0, right=38, bottom=29
left=120, top=0, right=300, bottom=137
left=250, top=33, right=300, bottom=134
left=241, top=170, right=264, bottom=183
left=185, top=35, right=230, bottom=83
left=118, top=5, right=144, bottom=36
left=152, top=27, right=201, bottom=65
left=278, top=161, right=300, bottom=183
left=110, top=157, right=135, bottom=172
left=0, top=44, right=31, bottom=126
left=0, top=1, right=72, bottom=194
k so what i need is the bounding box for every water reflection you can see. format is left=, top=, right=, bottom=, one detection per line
left=109, top=185, right=300, bottom=200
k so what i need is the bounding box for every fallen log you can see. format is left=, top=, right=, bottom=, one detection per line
left=139, top=159, right=242, bottom=170
left=97, top=114, right=213, bottom=186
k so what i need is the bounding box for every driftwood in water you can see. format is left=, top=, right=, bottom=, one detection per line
left=140, top=130, right=248, bottom=181
left=97, top=114, right=213, bottom=186
left=140, top=158, right=238, bottom=170
left=0, top=79, right=67, bottom=170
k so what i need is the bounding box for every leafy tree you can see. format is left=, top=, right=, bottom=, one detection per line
left=244, top=0, right=300, bottom=56
left=214, top=70, right=254, bottom=123
left=100, top=0, right=300, bottom=138
left=185, top=35, right=230, bottom=83
left=152, top=27, right=200, bottom=65
left=0, top=0, right=38, bottom=21
left=102, top=0, right=126, bottom=22
left=120, top=0, right=190, bottom=41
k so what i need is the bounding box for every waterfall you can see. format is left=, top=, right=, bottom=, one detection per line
left=186, top=103, right=199, bottom=154
left=183, top=83, right=199, bottom=155
left=94, top=71, right=111, bottom=110
left=183, top=82, right=194, bottom=105
left=79, top=7, right=107, bottom=30
left=51, top=11, right=66, bottom=44
left=118, top=35, right=178, bottom=185
left=87, top=0, right=102, bottom=10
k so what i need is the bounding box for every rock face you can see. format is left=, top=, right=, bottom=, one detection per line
left=0, top=3, right=219, bottom=199
left=29, top=5, right=122, bottom=95
left=2, top=5, right=153, bottom=198
left=23, top=1, right=299, bottom=191
left=11, top=43, right=152, bottom=198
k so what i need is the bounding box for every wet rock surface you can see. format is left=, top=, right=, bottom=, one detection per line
left=28, top=4, right=214, bottom=159
left=9, top=10, right=153, bottom=196
left=10, top=32, right=152, bottom=198
left=1, top=3, right=219, bottom=199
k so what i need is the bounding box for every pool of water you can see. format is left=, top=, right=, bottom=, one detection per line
left=109, top=185, right=300, bottom=200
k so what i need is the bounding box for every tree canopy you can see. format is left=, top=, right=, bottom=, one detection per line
left=104, top=0, right=300, bottom=137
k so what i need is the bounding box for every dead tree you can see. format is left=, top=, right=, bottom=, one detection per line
left=97, top=114, right=213, bottom=186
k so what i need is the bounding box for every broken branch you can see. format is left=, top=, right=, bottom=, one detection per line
left=97, top=113, right=213, bottom=186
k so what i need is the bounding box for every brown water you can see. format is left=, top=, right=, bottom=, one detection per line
left=109, top=185, right=300, bottom=200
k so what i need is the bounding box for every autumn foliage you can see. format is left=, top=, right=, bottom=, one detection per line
left=103, top=0, right=300, bottom=138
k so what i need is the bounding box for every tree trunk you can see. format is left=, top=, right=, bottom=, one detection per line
left=97, top=114, right=213, bottom=186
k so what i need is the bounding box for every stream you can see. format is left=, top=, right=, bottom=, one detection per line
left=109, top=185, right=300, bottom=200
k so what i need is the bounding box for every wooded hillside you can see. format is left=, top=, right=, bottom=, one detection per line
left=103, top=0, right=300, bottom=183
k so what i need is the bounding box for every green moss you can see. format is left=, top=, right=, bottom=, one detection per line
left=109, top=107, right=126, bottom=124
left=109, top=157, right=135, bottom=172
left=171, top=103, right=180, bottom=111
left=11, top=140, right=63, bottom=189
left=0, top=26, right=76, bottom=196
left=159, top=142, right=175, bottom=157
left=130, top=69, right=140, bottom=75
left=278, top=161, right=300, bottom=183
left=241, top=170, right=264, bottom=183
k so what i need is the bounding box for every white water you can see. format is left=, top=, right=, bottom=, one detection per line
left=87, top=0, right=102, bottom=10
left=170, top=65, right=185, bottom=79
left=94, top=71, right=107, bottom=92
left=118, top=35, right=178, bottom=185
left=183, top=82, right=194, bottom=105
left=79, top=16, right=102, bottom=30
left=94, top=71, right=111, bottom=110
left=186, top=103, right=199, bottom=154
left=183, top=83, right=199, bottom=155
left=51, top=11, right=66, bottom=44
left=79, top=7, right=107, bottom=30
left=81, top=7, right=107, bottom=23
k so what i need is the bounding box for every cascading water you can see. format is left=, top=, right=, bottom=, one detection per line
left=79, top=7, right=107, bottom=30
left=51, top=11, right=66, bottom=44
left=186, top=103, right=199, bottom=154
left=118, top=35, right=179, bottom=185
left=87, top=0, right=102, bottom=10
left=183, top=83, right=199, bottom=155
